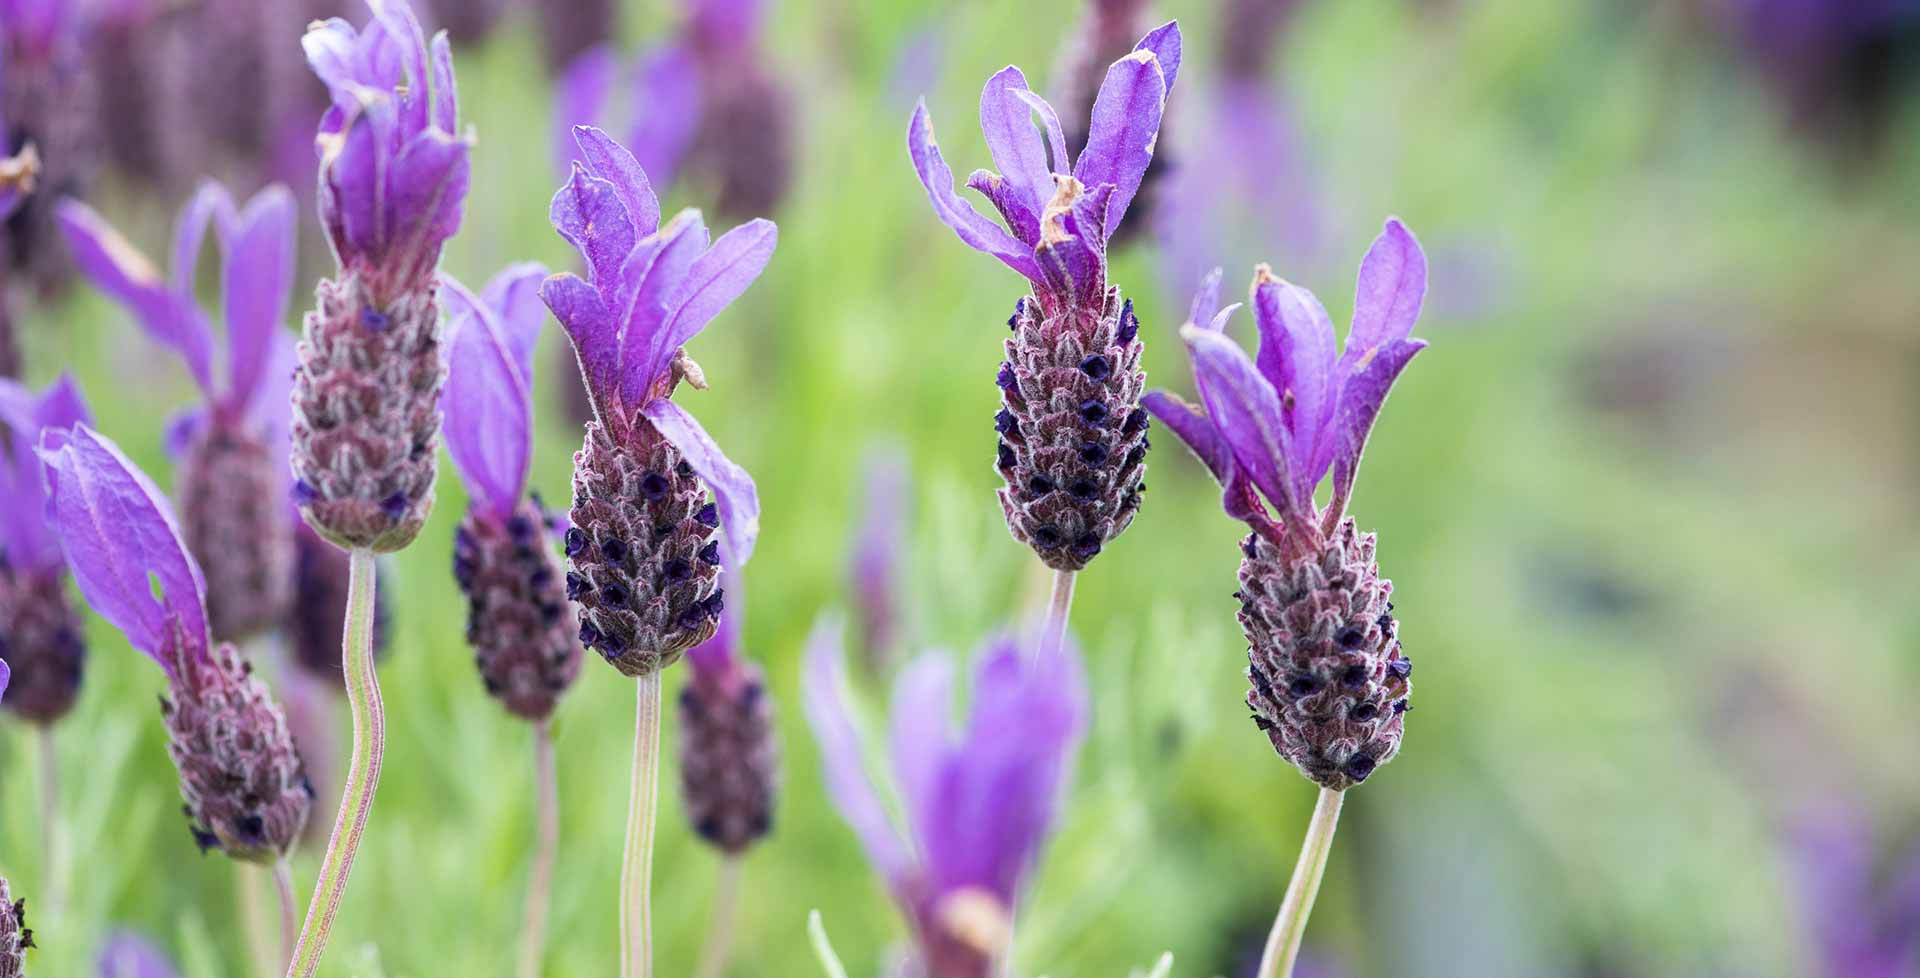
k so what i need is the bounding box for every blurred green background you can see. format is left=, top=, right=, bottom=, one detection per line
left=3, top=1, right=1919, bottom=976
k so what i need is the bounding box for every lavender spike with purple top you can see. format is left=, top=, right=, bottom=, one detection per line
left=0, top=373, right=91, bottom=726
left=442, top=262, right=584, bottom=721
left=803, top=616, right=1087, bottom=978
left=1145, top=221, right=1426, bottom=791
left=908, top=21, right=1179, bottom=570
left=544, top=124, right=770, bottom=677
left=678, top=570, right=778, bottom=855
left=39, top=424, right=312, bottom=862
left=292, top=0, right=471, bottom=553
left=57, top=182, right=300, bottom=642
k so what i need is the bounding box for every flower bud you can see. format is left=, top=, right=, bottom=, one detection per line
left=677, top=661, right=777, bottom=854
left=454, top=500, right=581, bottom=721
left=178, top=418, right=293, bottom=642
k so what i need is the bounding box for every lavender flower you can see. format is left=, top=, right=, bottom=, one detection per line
left=442, top=263, right=583, bottom=720
left=1143, top=222, right=1426, bottom=789
left=57, top=183, right=300, bottom=642
left=1720, top=0, right=1919, bottom=152
left=40, top=424, right=311, bottom=860
left=97, top=932, right=179, bottom=978
left=1791, top=810, right=1920, bottom=978
left=908, top=21, right=1179, bottom=570
left=172, top=0, right=325, bottom=189
left=1050, top=0, right=1168, bottom=245
left=1, top=0, right=95, bottom=295
left=538, top=0, right=616, bottom=73
left=0, top=373, right=91, bottom=725
left=803, top=616, right=1088, bottom=978
left=293, top=0, right=472, bottom=552
left=86, top=0, right=182, bottom=191
left=849, top=446, right=910, bottom=670
left=678, top=572, right=778, bottom=854
left=543, top=124, right=771, bottom=676
left=0, top=876, right=30, bottom=972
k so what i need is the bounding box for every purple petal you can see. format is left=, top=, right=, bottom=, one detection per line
left=322, top=97, right=393, bottom=261
left=641, top=399, right=760, bottom=567
left=801, top=615, right=911, bottom=885
left=1140, top=391, right=1232, bottom=485
left=0, top=659, right=9, bottom=704
left=0, top=374, right=89, bottom=572
left=965, top=170, right=1039, bottom=247
left=907, top=101, right=1044, bottom=284
left=442, top=274, right=531, bottom=517
left=550, top=164, right=637, bottom=289
left=39, top=424, right=208, bottom=671
left=618, top=212, right=711, bottom=406
left=1132, top=21, right=1183, bottom=94
left=572, top=125, right=660, bottom=239
left=98, top=931, right=182, bottom=978
left=541, top=272, right=619, bottom=414
left=1251, top=272, right=1338, bottom=493
left=1325, top=338, right=1425, bottom=510
left=221, top=185, right=296, bottom=416
left=479, top=262, right=551, bottom=381
left=647, top=218, right=777, bottom=384
left=626, top=44, right=703, bottom=193
left=1072, top=48, right=1168, bottom=242
left=302, top=18, right=364, bottom=104
left=889, top=651, right=954, bottom=834
left=1034, top=229, right=1101, bottom=309
left=169, top=181, right=237, bottom=296
left=552, top=45, right=618, bottom=178
left=1010, top=89, right=1069, bottom=173
left=979, top=67, right=1054, bottom=226
left=429, top=29, right=457, bottom=132
left=56, top=200, right=216, bottom=394
left=1181, top=324, right=1300, bottom=518
left=374, top=1, right=432, bottom=133
left=1343, top=218, right=1428, bottom=371
left=686, top=567, right=743, bottom=675
left=1188, top=267, right=1223, bottom=330
left=162, top=407, right=207, bottom=462
left=388, top=128, right=471, bottom=269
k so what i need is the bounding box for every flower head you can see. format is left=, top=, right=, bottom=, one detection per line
left=803, top=616, right=1087, bottom=978
left=679, top=569, right=778, bottom=853
left=1144, top=220, right=1428, bottom=543
left=908, top=21, right=1180, bottom=312
left=303, top=0, right=471, bottom=296
left=0, top=374, right=91, bottom=725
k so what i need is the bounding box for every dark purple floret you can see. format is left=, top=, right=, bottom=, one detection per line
left=1117, top=298, right=1139, bottom=344
left=696, top=503, right=719, bottom=527
left=1388, top=657, right=1412, bottom=679
left=565, top=526, right=587, bottom=556
left=997, top=363, right=1016, bottom=389
left=1078, top=399, right=1108, bottom=424
left=1078, top=354, right=1111, bottom=380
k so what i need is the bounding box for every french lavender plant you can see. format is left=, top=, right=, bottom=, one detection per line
left=1142, top=222, right=1427, bottom=978
left=57, top=182, right=300, bottom=643
left=40, top=424, right=312, bottom=962
left=286, top=3, right=471, bottom=974
left=908, top=21, right=1179, bottom=645
left=803, top=616, right=1088, bottom=978
left=438, top=262, right=583, bottom=978
left=543, top=124, right=771, bottom=978
left=677, top=572, right=778, bottom=978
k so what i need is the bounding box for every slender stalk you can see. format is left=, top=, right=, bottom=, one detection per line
left=283, top=548, right=384, bottom=978
left=1255, top=788, right=1346, bottom=978
left=1038, top=568, right=1076, bottom=661
left=240, top=859, right=274, bottom=978
left=36, top=727, right=60, bottom=910
left=274, top=857, right=298, bottom=971
left=519, top=721, right=560, bottom=978
left=693, top=856, right=743, bottom=978
left=620, top=674, right=664, bottom=978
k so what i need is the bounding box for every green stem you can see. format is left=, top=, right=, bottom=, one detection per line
left=283, top=548, right=383, bottom=978
left=693, top=856, right=743, bottom=978
left=274, top=857, right=298, bottom=972
left=519, top=722, right=560, bottom=978
left=620, top=674, right=664, bottom=978
left=37, top=726, right=61, bottom=912
left=1039, top=568, right=1076, bottom=661
left=1255, top=788, right=1345, bottom=978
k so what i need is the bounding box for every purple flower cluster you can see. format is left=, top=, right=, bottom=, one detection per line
left=0, top=374, right=91, bottom=725
left=678, top=572, right=779, bottom=853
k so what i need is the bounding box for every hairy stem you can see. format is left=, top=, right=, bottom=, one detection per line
left=694, top=856, right=743, bottom=978
left=284, top=548, right=384, bottom=978
left=620, top=674, right=664, bottom=978
left=1038, top=568, right=1077, bottom=661
left=519, top=721, right=560, bottom=978
left=1256, top=788, right=1346, bottom=978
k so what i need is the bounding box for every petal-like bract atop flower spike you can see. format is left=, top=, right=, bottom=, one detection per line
left=39, top=424, right=210, bottom=673
left=442, top=263, right=549, bottom=520
left=0, top=373, right=91, bottom=574
left=305, top=0, right=472, bottom=295
left=803, top=615, right=1088, bottom=978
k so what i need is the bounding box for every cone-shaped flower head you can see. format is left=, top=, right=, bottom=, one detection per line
left=0, top=875, right=30, bottom=973
left=678, top=569, right=778, bottom=854
left=908, top=22, right=1179, bottom=570
left=803, top=617, right=1088, bottom=978
left=0, top=374, right=90, bottom=725
left=1, top=0, right=94, bottom=294
left=292, top=0, right=470, bottom=553
left=543, top=125, right=771, bottom=677
left=1142, top=220, right=1427, bottom=790
left=40, top=425, right=312, bottom=860
left=849, top=446, right=909, bottom=671
left=443, top=263, right=583, bottom=720
left=57, top=182, right=300, bottom=642
left=98, top=931, right=180, bottom=978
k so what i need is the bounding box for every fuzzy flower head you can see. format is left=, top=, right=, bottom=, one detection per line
left=679, top=568, right=779, bottom=852
left=544, top=124, right=771, bottom=568
left=803, top=616, right=1088, bottom=978
left=909, top=22, right=1179, bottom=313
left=442, top=263, right=550, bottom=522
left=1144, top=220, right=1428, bottom=546
left=304, top=0, right=471, bottom=296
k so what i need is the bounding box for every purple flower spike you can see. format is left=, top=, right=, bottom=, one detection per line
left=98, top=931, right=181, bottom=978
left=803, top=615, right=1088, bottom=978
left=1144, top=222, right=1426, bottom=791
left=304, top=0, right=472, bottom=299
left=545, top=125, right=771, bottom=676
left=40, top=424, right=311, bottom=860
left=59, top=184, right=299, bottom=641
left=679, top=568, right=778, bottom=853
left=0, top=374, right=92, bottom=725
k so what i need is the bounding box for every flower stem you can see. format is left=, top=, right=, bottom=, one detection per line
left=1038, top=568, right=1076, bottom=660
left=519, top=721, right=560, bottom=978
left=283, top=547, right=384, bottom=978
left=1256, top=788, right=1345, bottom=978
left=694, top=856, right=743, bottom=978
left=240, top=862, right=275, bottom=978
left=274, top=857, right=298, bottom=971
left=36, top=726, right=61, bottom=911
left=620, top=673, right=664, bottom=978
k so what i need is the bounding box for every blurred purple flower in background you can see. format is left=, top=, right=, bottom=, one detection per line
left=849, top=445, right=910, bottom=672
left=97, top=931, right=180, bottom=978
left=1717, top=0, right=1920, bottom=153
left=1, top=0, right=94, bottom=296
left=536, top=0, right=616, bottom=73
left=0, top=373, right=89, bottom=725
left=57, top=181, right=301, bottom=642
left=1050, top=0, right=1171, bottom=245
left=1790, top=810, right=1920, bottom=978
left=679, top=570, right=779, bottom=854
left=803, top=616, right=1088, bottom=978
